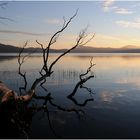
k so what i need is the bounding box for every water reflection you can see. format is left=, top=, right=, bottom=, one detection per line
left=0, top=54, right=95, bottom=138
left=0, top=56, right=17, bottom=62
left=0, top=83, right=94, bottom=138
left=1, top=53, right=140, bottom=138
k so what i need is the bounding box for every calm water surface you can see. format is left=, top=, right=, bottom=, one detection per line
left=0, top=53, right=140, bottom=138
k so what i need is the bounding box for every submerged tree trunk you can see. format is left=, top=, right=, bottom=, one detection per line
left=0, top=81, right=35, bottom=103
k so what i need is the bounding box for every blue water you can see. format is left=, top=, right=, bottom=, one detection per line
left=1, top=53, right=140, bottom=138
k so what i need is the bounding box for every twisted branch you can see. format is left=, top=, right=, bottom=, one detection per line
left=48, top=31, right=95, bottom=73
left=68, top=57, right=95, bottom=98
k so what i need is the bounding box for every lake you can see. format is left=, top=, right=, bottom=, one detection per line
left=1, top=53, right=140, bottom=138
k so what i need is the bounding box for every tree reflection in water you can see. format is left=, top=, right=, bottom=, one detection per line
left=0, top=10, right=95, bottom=138
left=0, top=58, right=95, bottom=138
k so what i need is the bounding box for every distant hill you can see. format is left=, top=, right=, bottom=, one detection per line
left=122, top=45, right=140, bottom=49
left=0, top=43, right=66, bottom=53
left=0, top=43, right=20, bottom=53
left=71, top=46, right=140, bottom=53
left=1, top=43, right=140, bottom=53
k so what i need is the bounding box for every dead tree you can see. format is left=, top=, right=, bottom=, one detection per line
left=0, top=10, right=95, bottom=103
left=0, top=9, right=96, bottom=138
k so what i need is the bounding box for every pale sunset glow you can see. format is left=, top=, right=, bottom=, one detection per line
left=1, top=1, right=140, bottom=49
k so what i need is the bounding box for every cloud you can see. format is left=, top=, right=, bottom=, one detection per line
left=45, top=18, right=63, bottom=25
left=116, top=18, right=140, bottom=28
left=0, top=30, right=46, bottom=36
left=102, top=1, right=134, bottom=14
left=103, top=0, right=115, bottom=11
left=114, top=7, right=134, bottom=14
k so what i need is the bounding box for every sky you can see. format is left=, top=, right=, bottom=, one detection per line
left=1, top=0, right=140, bottom=49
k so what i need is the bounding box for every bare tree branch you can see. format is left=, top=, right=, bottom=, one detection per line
left=31, top=30, right=95, bottom=91
left=49, top=31, right=95, bottom=74
left=45, top=108, right=61, bottom=138
left=0, top=9, right=97, bottom=138
left=30, top=9, right=80, bottom=91
left=80, top=84, right=95, bottom=96
left=66, top=58, right=95, bottom=106
left=45, top=9, right=78, bottom=70
left=34, top=93, right=85, bottom=119
left=18, top=41, right=37, bottom=94
left=18, top=41, right=28, bottom=93
left=68, top=97, right=94, bottom=107
left=67, top=57, right=95, bottom=98
left=36, top=40, right=48, bottom=73
left=80, top=57, right=95, bottom=80
left=0, top=9, right=95, bottom=105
